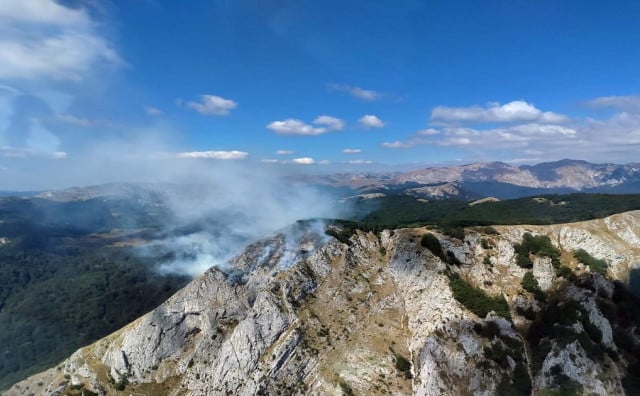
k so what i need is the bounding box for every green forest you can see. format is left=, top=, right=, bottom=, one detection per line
left=354, top=193, right=640, bottom=228
left=0, top=197, right=188, bottom=389
left=2, top=192, right=640, bottom=389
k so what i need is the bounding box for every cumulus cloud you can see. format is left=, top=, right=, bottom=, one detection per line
left=313, top=115, right=345, bottom=131
left=0, top=0, right=122, bottom=81
left=276, top=150, right=293, bottom=155
left=267, top=119, right=323, bottom=136
left=176, top=150, right=248, bottom=160
left=382, top=110, right=577, bottom=151
left=392, top=109, right=640, bottom=161
left=327, top=83, right=381, bottom=101
left=267, top=115, right=344, bottom=136
left=358, top=114, right=385, bottom=129
left=342, top=148, right=362, bottom=154
left=382, top=96, right=640, bottom=162
left=291, top=157, right=315, bottom=165
left=586, top=95, right=640, bottom=112
left=259, top=157, right=328, bottom=165
left=436, top=124, right=577, bottom=148
left=185, top=95, right=238, bottom=116
left=430, top=100, right=567, bottom=125
left=382, top=122, right=577, bottom=151
left=374, top=94, right=640, bottom=162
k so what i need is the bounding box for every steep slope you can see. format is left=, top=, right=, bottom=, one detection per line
left=6, top=212, right=640, bottom=396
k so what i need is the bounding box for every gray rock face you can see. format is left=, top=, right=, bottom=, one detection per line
left=6, top=211, right=640, bottom=396
left=533, top=257, right=555, bottom=291
left=309, top=160, right=640, bottom=195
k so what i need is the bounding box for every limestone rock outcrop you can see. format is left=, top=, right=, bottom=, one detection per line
left=6, top=211, right=640, bottom=396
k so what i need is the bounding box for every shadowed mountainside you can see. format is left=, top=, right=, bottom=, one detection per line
left=7, top=210, right=640, bottom=395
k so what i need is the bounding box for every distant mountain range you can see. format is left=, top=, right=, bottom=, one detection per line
left=4, top=159, right=640, bottom=203
left=312, top=159, right=640, bottom=200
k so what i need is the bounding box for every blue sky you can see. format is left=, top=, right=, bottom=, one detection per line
left=1, top=0, right=640, bottom=188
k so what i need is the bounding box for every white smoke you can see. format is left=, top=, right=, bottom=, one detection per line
left=1, top=126, right=349, bottom=277
left=130, top=164, right=346, bottom=277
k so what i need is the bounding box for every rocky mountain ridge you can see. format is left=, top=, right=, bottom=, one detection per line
left=314, top=159, right=640, bottom=199
left=20, top=159, right=640, bottom=204
left=5, top=211, right=640, bottom=395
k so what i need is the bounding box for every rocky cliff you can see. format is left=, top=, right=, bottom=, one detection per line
left=5, top=211, right=640, bottom=396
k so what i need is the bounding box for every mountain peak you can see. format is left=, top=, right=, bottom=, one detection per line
left=8, top=211, right=640, bottom=395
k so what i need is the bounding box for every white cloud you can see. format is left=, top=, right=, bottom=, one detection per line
left=0, top=0, right=122, bottom=81
left=267, top=115, right=344, bottom=136
left=417, top=128, right=440, bottom=136
left=185, top=95, right=238, bottom=116
left=380, top=129, right=438, bottom=149
left=176, top=150, right=248, bottom=160
left=349, top=87, right=379, bottom=101
left=313, top=115, right=345, bottom=131
left=346, top=159, right=373, bottom=165
left=435, top=123, right=577, bottom=148
left=381, top=140, right=415, bottom=149
left=259, top=157, right=329, bottom=165
left=342, top=148, right=362, bottom=154
left=328, top=83, right=381, bottom=101
left=51, top=151, right=67, bottom=159
left=358, top=114, right=385, bottom=129
left=381, top=94, right=640, bottom=162
left=260, top=157, right=324, bottom=165
left=381, top=110, right=577, bottom=151
left=0, top=144, right=66, bottom=160
left=145, top=106, right=163, bottom=116
left=1, top=146, right=28, bottom=158
left=430, top=100, right=567, bottom=125
left=0, top=0, right=89, bottom=26
left=276, top=150, right=293, bottom=155
left=586, top=95, right=640, bottom=112
left=267, top=119, right=323, bottom=136
left=291, top=157, right=315, bottom=165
